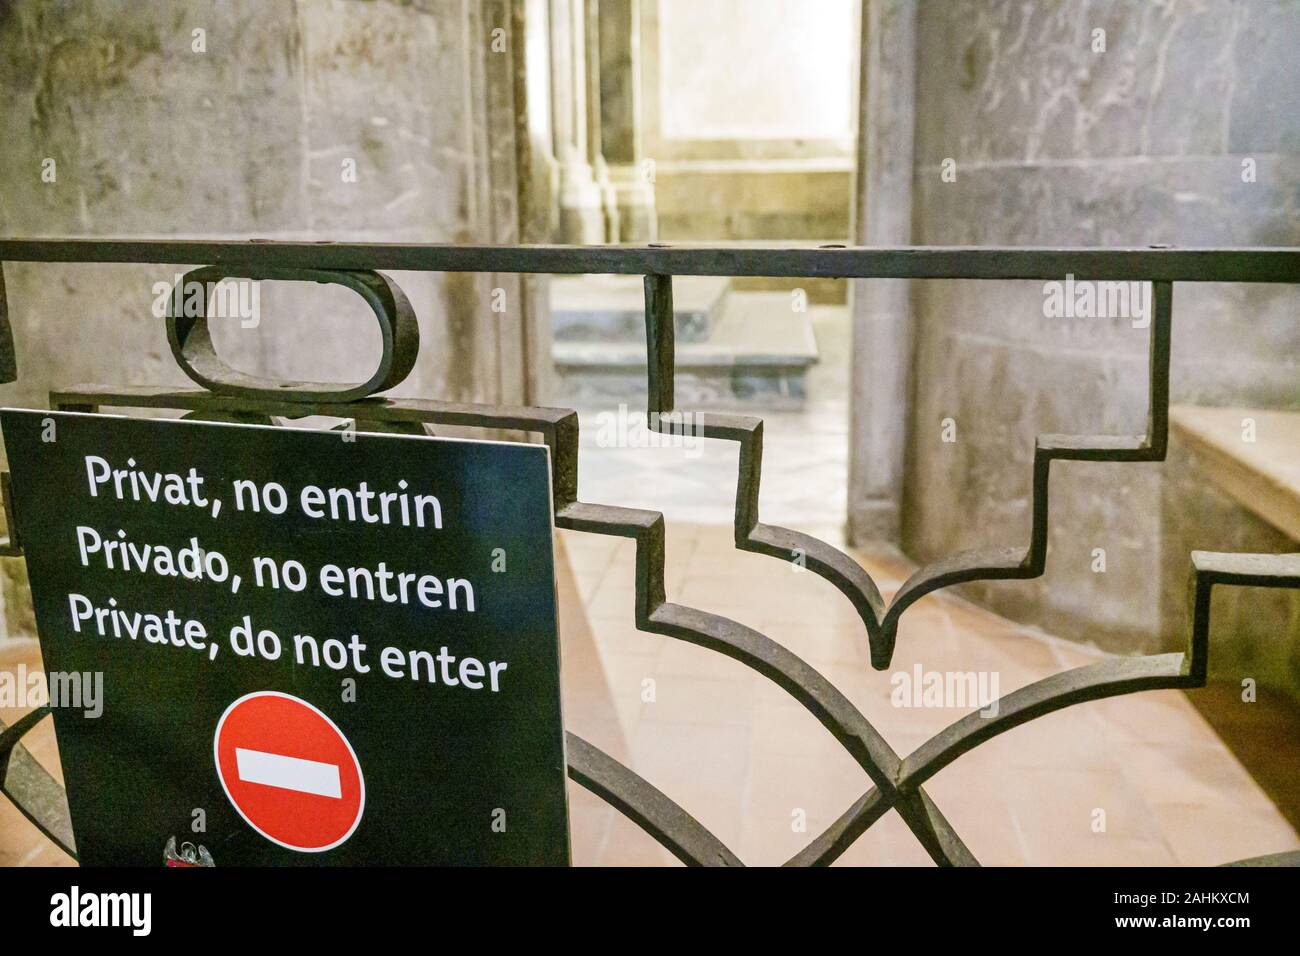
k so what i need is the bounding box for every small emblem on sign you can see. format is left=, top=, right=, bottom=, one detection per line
left=164, top=835, right=214, bottom=867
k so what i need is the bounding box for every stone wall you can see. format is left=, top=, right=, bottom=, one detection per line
left=899, top=0, right=1300, bottom=688
left=0, top=0, right=546, bottom=637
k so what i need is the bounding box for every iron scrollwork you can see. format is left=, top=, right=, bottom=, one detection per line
left=0, top=241, right=1296, bottom=866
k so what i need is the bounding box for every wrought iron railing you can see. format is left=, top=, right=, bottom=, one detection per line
left=0, top=240, right=1297, bottom=866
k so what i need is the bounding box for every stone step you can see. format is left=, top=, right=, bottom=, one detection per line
left=1170, top=405, right=1300, bottom=541
left=551, top=274, right=729, bottom=343
left=553, top=291, right=819, bottom=408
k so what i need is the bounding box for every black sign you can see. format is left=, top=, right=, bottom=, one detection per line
left=1, top=409, right=569, bottom=865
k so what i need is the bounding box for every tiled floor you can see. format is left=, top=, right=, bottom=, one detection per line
left=3, top=525, right=1297, bottom=866
left=555, top=522, right=1300, bottom=867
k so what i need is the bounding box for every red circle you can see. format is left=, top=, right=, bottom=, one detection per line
left=214, top=692, right=365, bottom=852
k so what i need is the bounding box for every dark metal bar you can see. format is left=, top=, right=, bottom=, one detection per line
left=1188, top=551, right=1300, bottom=686
left=1225, top=850, right=1300, bottom=867
left=166, top=267, right=420, bottom=403
left=879, top=280, right=1174, bottom=650
left=643, top=274, right=674, bottom=415
left=2, top=239, right=1299, bottom=282
left=0, top=262, right=16, bottom=383
left=565, top=732, right=742, bottom=867
left=783, top=789, right=890, bottom=867
left=799, top=552, right=1300, bottom=866
left=637, top=276, right=1174, bottom=670
left=0, top=708, right=77, bottom=860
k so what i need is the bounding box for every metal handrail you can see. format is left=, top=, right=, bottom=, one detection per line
left=0, top=241, right=1297, bottom=866
left=0, top=239, right=1298, bottom=281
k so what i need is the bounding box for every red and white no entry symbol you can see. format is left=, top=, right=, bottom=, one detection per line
left=214, top=691, right=365, bottom=852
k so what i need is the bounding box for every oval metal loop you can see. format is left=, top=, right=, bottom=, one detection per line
left=165, top=266, right=419, bottom=403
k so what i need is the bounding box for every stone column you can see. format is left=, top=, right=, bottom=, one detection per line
left=512, top=0, right=559, bottom=403
left=550, top=0, right=607, bottom=243
left=847, top=0, right=917, bottom=544
left=597, top=0, right=656, bottom=241
left=585, top=0, right=622, bottom=241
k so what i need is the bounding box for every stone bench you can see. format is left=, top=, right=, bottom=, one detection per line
left=1169, top=405, right=1300, bottom=541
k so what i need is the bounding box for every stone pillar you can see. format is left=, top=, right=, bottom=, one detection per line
left=900, top=0, right=1300, bottom=669
left=0, top=0, right=550, bottom=635
left=512, top=0, right=560, bottom=403
left=847, top=0, right=917, bottom=544
left=550, top=0, right=607, bottom=243
left=585, top=0, right=622, bottom=241
left=597, top=0, right=656, bottom=241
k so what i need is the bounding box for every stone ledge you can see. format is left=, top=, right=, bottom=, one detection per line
left=1170, top=405, right=1300, bottom=542
left=553, top=291, right=819, bottom=408
left=551, top=274, right=729, bottom=343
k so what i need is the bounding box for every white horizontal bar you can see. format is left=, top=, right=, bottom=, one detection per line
left=235, top=748, right=342, bottom=799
